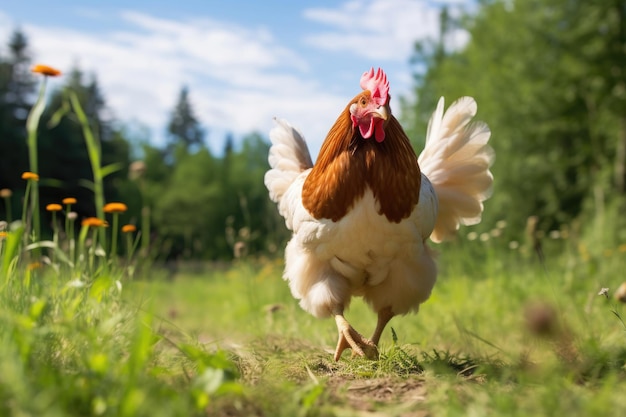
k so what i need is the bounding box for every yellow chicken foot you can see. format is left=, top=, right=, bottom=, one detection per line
left=333, top=314, right=378, bottom=361
left=371, top=306, right=395, bottom=345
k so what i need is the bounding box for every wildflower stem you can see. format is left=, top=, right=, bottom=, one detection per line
left=51, top=211, right=58, bottom=263
left=126, top=233, right=133, bottom=265
left=77, top=223, right=89, bottom=271
left=69, top=92, right=106, bottom=249
left=68, top=217, right=75, bottom=267
left=25, top=77, right=48, bottom=245
left=21, top=181, right=32, bottom=227
left=63, top=200, right=76, bottom=266
left=110, top=213, right=119, bottom=259
left=611, top=309, right=626, bottom=332
left=141, top=206, right=150, bottom=257
left=89, top=228, right=97, bottom=273
left=64, top=203, right=72, bottom=240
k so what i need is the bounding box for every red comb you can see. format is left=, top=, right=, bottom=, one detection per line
left=360, top=68, right=389, bottom=106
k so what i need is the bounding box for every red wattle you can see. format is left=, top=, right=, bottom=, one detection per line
left=374, top=120, right=385, bottom=142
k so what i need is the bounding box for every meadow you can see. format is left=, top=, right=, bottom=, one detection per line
left=1, top=66, right=625, bottom=417
left=2, top=217, right=626, bottom=416
left=129, top=235, right=626, bottom=417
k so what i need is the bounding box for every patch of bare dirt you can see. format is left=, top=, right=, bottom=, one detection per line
left=326, top=376, right=429, bottom=416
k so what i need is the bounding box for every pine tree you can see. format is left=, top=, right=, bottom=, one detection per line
left=166, top=86, right=204, bottom=161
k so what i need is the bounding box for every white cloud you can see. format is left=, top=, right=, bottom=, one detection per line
left=4, top=9, right=327, bottom=154
left=117, top=12, right=308, bottom=74
left=1, top=2, right=469, bottom=158
left=303, top=0, right=471, bottom=60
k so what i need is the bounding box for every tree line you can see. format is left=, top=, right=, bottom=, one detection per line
left=0, top=30, right=287, bottom=261
left=2, top=0, right=625, bottom=261
left=404, top=0, right=626, bottom=247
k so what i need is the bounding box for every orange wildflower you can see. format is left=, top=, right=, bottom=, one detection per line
left=21, top=172, right=39, bottom=181
left=81, top=217, right=108, bottom=228
left=0, top=231, right=7, bottom=239
left=62, top=197, right=77, bottom=205
left=31, top=64, right=62, bottom=77
left=28, top=262, right=42, bottom=271
left=46, top=203, right=63, bottom=212
left=103, top=202, right=128, bottom=213
left=121, top=224, right=137, bottom=233
left=0, top=189, right=12, bottom=198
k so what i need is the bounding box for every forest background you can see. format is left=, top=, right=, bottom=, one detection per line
left=1, top=0, right=625, bottom=263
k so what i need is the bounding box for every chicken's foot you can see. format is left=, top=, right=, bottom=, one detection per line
left=334, top=314, right=378, bottom=361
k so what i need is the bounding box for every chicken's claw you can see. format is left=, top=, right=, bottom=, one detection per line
left=333, top=316, right=379, bottom=361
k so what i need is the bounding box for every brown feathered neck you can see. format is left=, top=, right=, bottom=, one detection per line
left=302, top=95, right=421, bottom=223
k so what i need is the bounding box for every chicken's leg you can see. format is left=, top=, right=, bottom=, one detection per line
left=333, top=313, right=378, bottom=361
left=371, top=306, right=394, bottom=345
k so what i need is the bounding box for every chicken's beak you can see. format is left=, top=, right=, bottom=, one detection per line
left=372, top=105, right=388, bottom=121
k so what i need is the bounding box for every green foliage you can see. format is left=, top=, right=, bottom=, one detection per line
left=140, top=131, right=286, bottom=260
left=150, top=146, right=223, bottom=258
left=405, top=0, right=626, bottom=240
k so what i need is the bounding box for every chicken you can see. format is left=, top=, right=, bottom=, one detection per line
left=264, top=68, right=494, bottom=361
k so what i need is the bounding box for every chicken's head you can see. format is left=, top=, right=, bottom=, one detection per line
left=350, top=68, right=390, bottom=142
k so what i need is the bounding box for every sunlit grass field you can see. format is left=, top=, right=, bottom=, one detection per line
left=1, top=65, right=625, bottom=416
left=4, top=234, right=626, bottom=416
left=126, top=236, right=626, bottom=417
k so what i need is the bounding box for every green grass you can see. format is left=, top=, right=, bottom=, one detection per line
left=2, top=212, right=626, bottom=417
left=123, top=239, right=626, bottom=417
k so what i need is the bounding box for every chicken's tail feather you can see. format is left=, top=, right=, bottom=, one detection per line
left=264, top=118, right=314, bottom=204
left=419, top=97, right=494, bottom=243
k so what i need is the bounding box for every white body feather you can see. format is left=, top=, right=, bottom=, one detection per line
left=264, top=97, right=493, bottom=318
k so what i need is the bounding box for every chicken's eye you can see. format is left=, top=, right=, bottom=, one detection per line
left=359, top=97, right=367, bottom=107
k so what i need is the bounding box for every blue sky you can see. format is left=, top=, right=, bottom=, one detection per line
left=1, top=0, right=473, bottom=157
